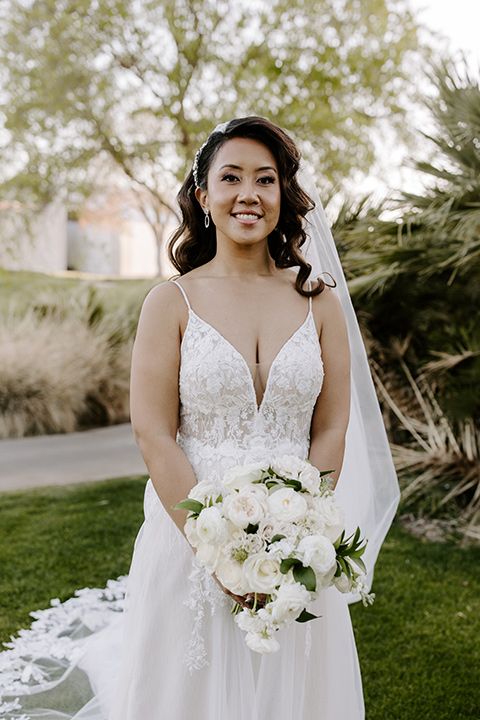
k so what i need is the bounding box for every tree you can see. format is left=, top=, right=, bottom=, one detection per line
left=0, top=0, right=422, bottom=218
left=332, top=63, right=480, bottom=528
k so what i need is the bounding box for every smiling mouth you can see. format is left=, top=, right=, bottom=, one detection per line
left=232, top=213, right=262, bottom=222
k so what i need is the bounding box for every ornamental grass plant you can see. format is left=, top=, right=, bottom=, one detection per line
left=0, top=275, right=153, bottom=438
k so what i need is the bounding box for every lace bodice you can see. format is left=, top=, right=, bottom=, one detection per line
left=172, top=280, right=324, bottom=487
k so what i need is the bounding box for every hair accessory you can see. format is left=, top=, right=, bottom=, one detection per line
left=192, top=121, right=230, bottom=189
left=204, top=209, right=210, bottom=228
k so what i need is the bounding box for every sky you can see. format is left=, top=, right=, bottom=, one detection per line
left=348, top=0, right=480, bottom=200
left=409, top=0, right=480, bottom=69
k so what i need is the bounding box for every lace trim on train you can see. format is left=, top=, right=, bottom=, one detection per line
left=0, top=578, right=126, bottom=714
left=183, top=563, right=229, bottom=674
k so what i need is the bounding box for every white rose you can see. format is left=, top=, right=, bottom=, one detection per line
left=298, top=464, right=321, bottom=494
left=242, top=552, right=282, bottom=593
left=188, top=479, right=218, bottom=504
left=222, top=463, right=265, bottom=492
left=245, top=631, right=280, bottom=654
left=316, top=495, right=345, bottom=542
left=297, top=535, right=336, bottom=576
left=215, top=554, right=248, bottom=595
left=270, top=581, right=311, bottom=625
left=267, top=488, right=308, bottom=523
left=184, top=517, right=200, bottom=548
left=223, top=493, right=265, bottom=529
left=333, top=572, right=354, bottom=594
left=195, top=542, right=220, bottom=573
left=196, top=506, right=228, bottom=545
left=271, top=455, right=307, bottom=480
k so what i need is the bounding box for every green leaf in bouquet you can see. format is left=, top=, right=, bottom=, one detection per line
left=270, top=534, right=287, bottom=543
left=171, top=499, right=204, bottom=515
left=246, top=523, right=259, bottom=534
left=337, top=556, right=351, bottom=580
left=280, top=558, right=298, bottom=574
left=348, top=544, right=367, bottom=559
left=215, top=494, right=223, bottom=504
left=333, top=531, right=346, bottom=550
left=352, top=557, right=367, bottom=574
left=293, top=564, right=317, bottom=592
left=265, top=480, right=280, bottom=489
left=296, top=609, right=320, bottom=623
left=319, top=470, right=334, bottom=477
left=284, top=479, right=302, bottom=491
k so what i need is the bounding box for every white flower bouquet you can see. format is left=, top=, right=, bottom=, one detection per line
left=173, top=456, right=373, bottom=654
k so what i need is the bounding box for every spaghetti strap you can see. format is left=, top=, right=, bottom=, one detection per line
left=308, top=280, right=312, bottom=311
left=171, top=280, right=191, bottom=310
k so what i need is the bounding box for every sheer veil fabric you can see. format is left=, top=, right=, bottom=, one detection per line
left=0, top=169, right=398, bottom=720
left=299, top=166, right=400, bottom=596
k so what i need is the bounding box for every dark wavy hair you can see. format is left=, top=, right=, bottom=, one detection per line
left=168, top=116, right=331, bottom=297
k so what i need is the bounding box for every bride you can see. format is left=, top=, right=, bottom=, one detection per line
left=0, top=117, right=399, bottom=720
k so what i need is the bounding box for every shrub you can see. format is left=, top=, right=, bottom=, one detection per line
left=0, top=281, right=147, bottom=437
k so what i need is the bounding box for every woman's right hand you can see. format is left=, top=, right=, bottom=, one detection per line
left=213, top=575, right=267, bottom=610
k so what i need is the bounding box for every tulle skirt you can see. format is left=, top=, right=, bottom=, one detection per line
left=0, top=481, right=364, bottom=720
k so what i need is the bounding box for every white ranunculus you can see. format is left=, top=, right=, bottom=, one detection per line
left=270, top=581, right=311, bottom=626
left=223, top=493, right=265, bottom=529
left=333, top=572, right=354, bottom=594
left=316, top=495, right=345, bottom=542
left=196, top=506, right=228, bottom=545
left=297, top=534, right=336, bottom=576
left=245, top=631, right=280, bottom=654
left=195, top=542, right=220, bottom=573
left=267, top=487, right=308, bottom=523
left=316, top=563, right=337, bottom=589
left=298, top=464, right=321, bottom=494
left=234, top=609, right=267, bottom=633
left=215, top=554, right=248, bottom=595
left=242, top=553, right=282, bottom=593
left=239, top=483, right=269, bottom=509
left=188, top=479, right=218, bottom=504
left=222, top=463, right=265, bottom=492
left=271, top=455, right=308, bottom=480
left=184, top=517, right=200, bottom=548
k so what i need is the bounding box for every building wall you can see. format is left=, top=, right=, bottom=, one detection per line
left=67, top=219, right=159, bottom=277
left=0, top=202, right=67, bottom=272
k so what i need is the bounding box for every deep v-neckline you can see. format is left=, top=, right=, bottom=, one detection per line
left=183, top=308, right=314, bottom=413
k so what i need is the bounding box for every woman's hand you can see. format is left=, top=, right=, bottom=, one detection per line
left=213, top=575, right=267, bottom=610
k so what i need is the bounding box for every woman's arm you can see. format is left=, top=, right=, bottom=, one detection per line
left=309, top=288, right=351, bottom=488
left=130, top=282, right=196, bottom=536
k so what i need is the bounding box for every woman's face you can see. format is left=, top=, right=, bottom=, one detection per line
left=196, top=137, right=281, bottom=250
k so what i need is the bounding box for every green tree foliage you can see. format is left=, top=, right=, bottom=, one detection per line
left=0, top=0, right=422, bottom=211
left=333, top=63, right=480, bottom=526
left=336, top=63, right=480, bottom=424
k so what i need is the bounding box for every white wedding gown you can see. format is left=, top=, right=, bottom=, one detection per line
left=0, top=281, right=364, bottom=719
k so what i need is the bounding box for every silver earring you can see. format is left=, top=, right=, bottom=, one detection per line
left=204, top=209, right=210, bottom=228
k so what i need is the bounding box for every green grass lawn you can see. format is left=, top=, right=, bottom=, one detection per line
left=1, top=478, right=479, bottom=719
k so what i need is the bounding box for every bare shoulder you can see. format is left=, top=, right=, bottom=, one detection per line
left=311, top=285, right=346, bottom=336
left=138, top=280, right=188, bottom=330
